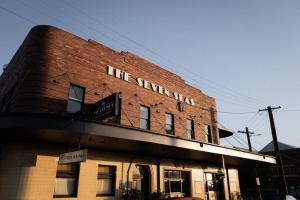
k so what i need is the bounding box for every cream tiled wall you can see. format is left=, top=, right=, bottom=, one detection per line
left=0, top=143, right=240, bottom=200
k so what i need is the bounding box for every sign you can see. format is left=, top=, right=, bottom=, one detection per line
left=58, top=149, right=88, bottom=164
left=107, top=65, right=195, bottom=106
left=92, top=93, right=120, bottom=120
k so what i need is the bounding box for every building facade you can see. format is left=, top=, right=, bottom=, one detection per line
left=0, top=25, right=276, bottom=200
left=258, top=142, right=300, bottom=200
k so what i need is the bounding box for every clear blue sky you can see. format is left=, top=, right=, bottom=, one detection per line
left=1, top=0, right=300, bottom=150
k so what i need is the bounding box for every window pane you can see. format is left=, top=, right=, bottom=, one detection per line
left=166, top=113, right=174, bottom=134
left=169, top=171, right=180, bottom=179
left=140, top=106, right=149, bottom=129
left=54, top=178, right=77, bottom=196
left=96, top=179, right=113, bottom=195
left=69, top=85, right=84, bottom=101
left=187, top=120, right=194, bottom=139
left=140, top=119, right=149, bottom=129
left=170, top=181, right=181, bottom=192
left=98, top=166, right=111, bottom=174
left=140, top=106, right=149, bottom=119
left=166, top=113, right=172, bottom=124
left=181, top=171, right=189, bottom=195
left=187, top=120, right=192, bottom=130
left=54, top=163, right=79, bottom=197
left=66, top=100, right=82, bottom=113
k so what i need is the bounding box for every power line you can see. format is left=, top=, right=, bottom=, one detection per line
left=217, top=110, right=257, bottom=115
left=231, top=135, right=248, bottom=149
left=56, top=0, right=268, bottom=108
left=2, top=1, right=278, bottom=117
left=223, top=138, right=235, bottom=147
left=0, top=5, right=36, bottom=25
left=4, top=0, right=264, bottom=110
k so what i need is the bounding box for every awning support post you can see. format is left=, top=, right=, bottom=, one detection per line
left=156, top=158, right=161, bottom=192
left=222, top=155, right=231, bottom=200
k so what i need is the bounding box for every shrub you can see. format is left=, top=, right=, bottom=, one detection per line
left=121, top=189, right=144, bottom=200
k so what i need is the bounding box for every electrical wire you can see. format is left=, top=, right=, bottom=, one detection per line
left=52, top=0, right=268, bottom=108
left=3, top=0, right=265, bottom=111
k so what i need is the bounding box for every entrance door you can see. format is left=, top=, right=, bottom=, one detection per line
left=205, top=173, right=224, bottom=200
left=133, top=165, right=150, bottom=200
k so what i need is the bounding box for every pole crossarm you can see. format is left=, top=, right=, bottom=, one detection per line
left=237, top=127, right=254, bottom=152
left=259, top=106, right=281, bottom=112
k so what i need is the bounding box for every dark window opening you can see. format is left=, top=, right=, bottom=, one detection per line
left=53, top=163, right=79, bottom=198
left=204, top=125, right=212, bottom=143
left=164, top=170, right=190, bottom=197
left=140, top=106, right=150, bottom=130
left=187, top=119, right=195, bottom=139
left=166, top=113, right=174, bottom=135
left=66, top=84, right=85, bottom=113
left=96, top=165, right=116, bottom=196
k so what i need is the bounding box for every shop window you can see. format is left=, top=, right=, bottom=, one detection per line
left=96, top=165, right=116, bottom=196
left=53, top=163, right=79, bottom=198
left=140, top=106, right=150, bottom=130
left=166, top=113, right=174, bottom=135
left=164, top=170, right=190, bottom=197
left=66, top=84, right=85, bottom=113
left=187, top=119, right=195, bottom=139
left=204, top=125, right=212, bottom=143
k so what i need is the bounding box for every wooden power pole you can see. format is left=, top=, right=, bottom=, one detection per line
left=259, top=106, right=288, bottom=197
left=238, top=127, right=254, bottom=152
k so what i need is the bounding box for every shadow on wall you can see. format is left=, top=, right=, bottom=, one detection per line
left=0, top=144, right=37, bottom=200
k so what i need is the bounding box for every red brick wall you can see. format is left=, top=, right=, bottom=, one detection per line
left=0, top=25, right=219, bottom=144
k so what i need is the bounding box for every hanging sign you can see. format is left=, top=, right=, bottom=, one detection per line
left=92, top=93, right=120, bottom=120
left=58, top=149, right=88, bottom=164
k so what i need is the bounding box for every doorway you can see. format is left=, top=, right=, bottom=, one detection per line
left=205, top=173, right=225, bottom=200
left=133, top=165, right=150, bottom=200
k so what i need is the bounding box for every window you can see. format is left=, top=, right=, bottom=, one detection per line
left=164, top=170, right=190, bottom=197
left=53, top=163, right=79, bottom=198
left=66, top=84, right=85, bottom=113
left=140, top=106, right=150, bottom=130
left=166, top=113, right=174, bottom=135
left=187, top=119, right=195, bottom=139
left=97, top=165, right=116, bottom=196
left=204, top=125, right=212, bottom=143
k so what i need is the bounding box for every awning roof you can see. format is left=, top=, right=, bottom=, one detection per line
left=218, top=127, right=234, bottom=138
left=0, top=113, right=276, bottom=167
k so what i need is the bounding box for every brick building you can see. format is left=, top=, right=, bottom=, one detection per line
left=0, top=25, right=276, bottom=200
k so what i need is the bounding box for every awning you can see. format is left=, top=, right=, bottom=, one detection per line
left=218, top=127, right=234, bottom=138
left=0, top=113, right=276, bottom=167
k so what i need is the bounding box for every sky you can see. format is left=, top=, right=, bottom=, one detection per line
left=1, top=0, right=300, bottom=150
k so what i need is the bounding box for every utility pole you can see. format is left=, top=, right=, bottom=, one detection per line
left=238, top=127, right=254, bottom=152
left=259, top=106, right=288, bottom=198
left=238, top=127, right=263, bottom=199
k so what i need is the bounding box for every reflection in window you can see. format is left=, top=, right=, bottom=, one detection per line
left=53, top=163, right=79, bottom=198
left=66, top=84, right=85, bottom=113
